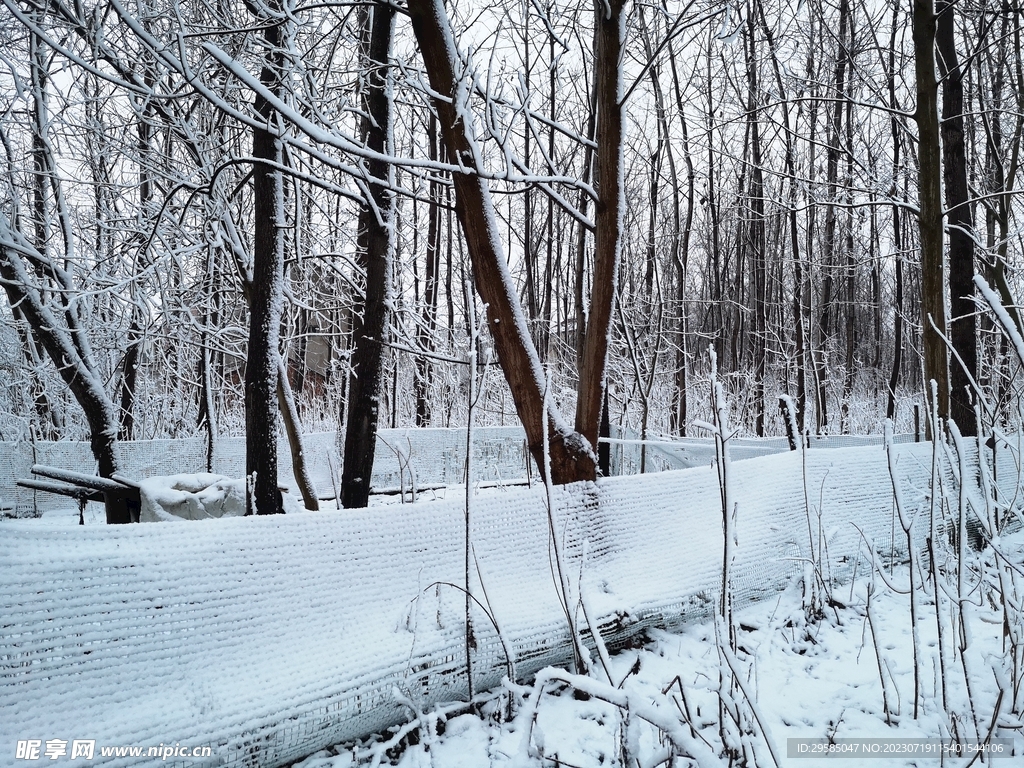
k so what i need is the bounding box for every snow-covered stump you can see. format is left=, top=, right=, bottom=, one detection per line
left=1, top=440, right=1017, bottom=767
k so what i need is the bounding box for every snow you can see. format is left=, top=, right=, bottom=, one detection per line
left=137, top=473, right=246, bottom=522
left=1, top=440, right=1021, bottom=767
left=297, top=558, right=1024, bottom=767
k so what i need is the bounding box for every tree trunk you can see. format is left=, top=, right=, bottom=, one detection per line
left=756, top=0, right=806, bottom=433
left=666, top=18, right=694, bottom=436
left=415, top=115, right=441, bottom=427
left=246, top=0, right=287, bottom=516
left=341, top=2, right=396, bottom=508
left=886, top=2, right=904, bottom=422
left=407, top=0, right=596, bottom=483
left=575, top=0, right=625, bottom=452
left=744, top=8, right=767, bottom=436
left=816, top=0, right=850, bottom=433
left=0, top=217, right=129, bottom=523
left=914, top=0, right=950, bottom=424
left=937, top=0, right=977, bottom=435
left=118, top=320, right=142, bottom=441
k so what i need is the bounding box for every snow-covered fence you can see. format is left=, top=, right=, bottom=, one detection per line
left=0, top=429, right=926, bottom=516
left=606, top=427, right=921, bottom=474
left=0, top=428, right=531, bottom=515
left=2, top=440, right=1019, bottom=767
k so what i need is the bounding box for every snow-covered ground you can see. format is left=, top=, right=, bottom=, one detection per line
left=297, top=548, right=1024, bottom=768
left=4, top=438, right=1023, bottom=768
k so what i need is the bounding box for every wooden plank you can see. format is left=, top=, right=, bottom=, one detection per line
left=17, top=479, right=104, bottom=502
left=30, top=465, right=136, bottom=496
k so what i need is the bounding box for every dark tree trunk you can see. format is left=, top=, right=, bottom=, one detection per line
left=914, top=0, right=950, bottom=423
left=744, top=10, right=767, bottom=436
left=575, top=0, right=625, bottom=453
left=937, top=0, right=977, bottom=434
left=816, top=0, right=850, bottom=433
left=118, top=321, right=142, bottom=441
left=342, top=1, right=396, bottom=508
left=0, top=218, right=129, bottom=523
left=886, top=2, right=904, bottom=422
left=574, top=98, right=596, bottom=369
left=666, top=24, right=694, bottom=436
left=415, top=115, right=441, bottom=427
left=246, top=1, right=287, bottom=516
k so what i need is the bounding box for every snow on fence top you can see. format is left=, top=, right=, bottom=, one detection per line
left=2, top=438, right=1016, bottom=768
left=0, top=427, right=920, bottom=516
left=0, top=428, right=532, bottom=515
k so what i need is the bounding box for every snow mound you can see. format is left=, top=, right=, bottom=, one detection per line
left=138, top=473, right=246, bottom=522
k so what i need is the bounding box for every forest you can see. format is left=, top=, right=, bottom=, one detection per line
left=2, top=0, right=1020, bottom=516
left=4, top=2, right=1024, bottom=766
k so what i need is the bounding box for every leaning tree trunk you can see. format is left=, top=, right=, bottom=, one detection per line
left=341, top=1, right=396, bottom=508
left=407, top=0, right=597, bottom=483
left=0, top=217, right=129, bottom=523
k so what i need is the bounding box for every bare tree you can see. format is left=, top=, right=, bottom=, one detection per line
left=406, top=0, right=631, bottom=482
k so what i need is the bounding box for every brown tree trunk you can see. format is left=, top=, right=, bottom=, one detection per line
left=914, top=0, right=950, bottom=424
left=407, top=0, right=596, bottom=483
left=575, top=0, right=625, bottom=452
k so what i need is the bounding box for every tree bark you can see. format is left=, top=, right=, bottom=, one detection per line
left=937, top=0, right=977, bottom=435
left=886, top=2, right=904, bottom=422
left=744, top=8, right=767, bottom=436
left=415, top=114, right=441, bottom=427
left=575, top=0, right=625, bottom=452
left=341, top=1, right=396, bottom=508
left=0, top=216, right=129, bottom=523
left=246, top=0, right=287, bottom=516
left=407, top=0, right=596, bottom=483
left=666, top=12, right=694, bottom=436
left=914, top=0, right=950, bottom=424
left=118, top=320, right=142, bottom=441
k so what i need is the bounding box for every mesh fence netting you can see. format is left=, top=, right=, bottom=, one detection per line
left=1, top=433, right=1020, bottom=767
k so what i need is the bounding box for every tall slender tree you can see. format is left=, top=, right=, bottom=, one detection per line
left=342, top=0, right=397, bottom=508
